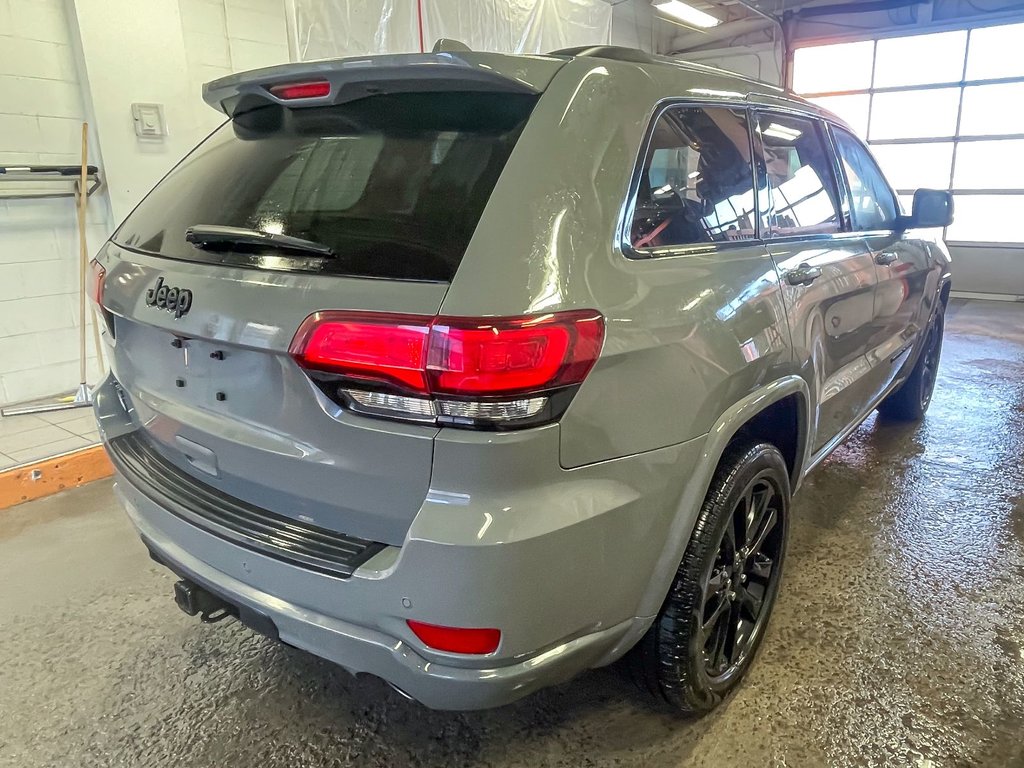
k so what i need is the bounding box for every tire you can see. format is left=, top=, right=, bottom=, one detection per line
left=627, top=442, right=791, bottom=715
left=877, top=305, right=945, bottom=422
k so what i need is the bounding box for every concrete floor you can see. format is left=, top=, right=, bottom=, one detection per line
left=2, top=298, right=1023, bottom=768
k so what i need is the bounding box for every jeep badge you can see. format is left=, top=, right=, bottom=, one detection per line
left=145, top=277, right=193, bottom=319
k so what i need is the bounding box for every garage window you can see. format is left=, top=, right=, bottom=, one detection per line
left=793, top=21, right=1024, bottom=245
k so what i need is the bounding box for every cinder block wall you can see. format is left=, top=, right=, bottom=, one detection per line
left=0, top=0, right=290, bottom=407
left=0, top=0, right=109, bottom=406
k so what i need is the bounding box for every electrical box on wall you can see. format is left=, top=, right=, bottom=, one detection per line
left=131, top=103, right=167, bottom=139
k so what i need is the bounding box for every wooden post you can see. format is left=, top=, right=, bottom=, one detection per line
left=78, top=122, right=89, bottom=386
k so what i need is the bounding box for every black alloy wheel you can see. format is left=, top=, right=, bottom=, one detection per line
left=918, top=313, right=943, bottom=411
left=878, top=305, right=945, bottom=421
left=627, top=442, right=791, bottom=715
left=699, top=472, right=785, bottom=685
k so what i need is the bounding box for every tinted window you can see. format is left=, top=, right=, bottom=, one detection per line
left=629, top=106, right=756, bottom=250
left=113, top=92, right=536, bottom=282
left=755, top=113, right=842, bottom=238
left=833, top=127, right=899, bottom=231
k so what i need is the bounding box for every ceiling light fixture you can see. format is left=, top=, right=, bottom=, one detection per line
left=651, top=0, right=721, bottom=29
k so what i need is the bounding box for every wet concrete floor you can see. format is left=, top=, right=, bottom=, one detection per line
left=1, top=298, right=1023, bottom=768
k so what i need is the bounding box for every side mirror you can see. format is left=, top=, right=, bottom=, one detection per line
left=902, top=189, right=954, bottom=229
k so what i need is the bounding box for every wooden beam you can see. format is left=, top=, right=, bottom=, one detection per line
left=0, top=445, right=113, bottom=511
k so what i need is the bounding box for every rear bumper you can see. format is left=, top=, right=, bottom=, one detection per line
left=117, top=479, right=635, bottom=709
left=96, top=371, right=706, bottom=709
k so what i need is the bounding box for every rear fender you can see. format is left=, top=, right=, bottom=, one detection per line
left=599, top=375, right=811, bottom=662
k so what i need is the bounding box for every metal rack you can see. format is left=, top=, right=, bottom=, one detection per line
left=0, top=164, right=102, bottom=201
left=0, top=132, right=105, bottom=417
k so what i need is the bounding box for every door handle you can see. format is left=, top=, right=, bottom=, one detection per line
left=875, top=251, right=899, bottom=266
left=786, top=263, right=823, bottom=287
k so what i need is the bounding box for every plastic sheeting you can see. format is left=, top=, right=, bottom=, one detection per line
left=293, top=0, right=613, bottom=60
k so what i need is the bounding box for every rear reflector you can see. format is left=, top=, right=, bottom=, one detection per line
left=406, top=620, right=501, bottom=655
left=268, top=80, right=331, bottom=100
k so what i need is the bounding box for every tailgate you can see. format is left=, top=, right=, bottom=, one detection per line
left=100, top=245, right=447, bottom=547
left=96, top=70, right=545, bottom=547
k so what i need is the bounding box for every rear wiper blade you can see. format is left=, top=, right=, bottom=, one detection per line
left=185, top=225, right=335, bottom=258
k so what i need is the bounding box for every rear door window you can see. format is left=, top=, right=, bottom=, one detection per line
left=113, top=92, right=537, bottom=282
left=754, top=112, right=843, bottom=238
left=628, top=106, right=757, bottom=251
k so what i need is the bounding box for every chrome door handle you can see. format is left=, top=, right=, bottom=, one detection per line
left=875, top=251, right=899, bottom=266
left=786, top=263, right=823, bottom=286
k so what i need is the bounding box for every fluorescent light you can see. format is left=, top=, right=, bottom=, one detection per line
left=652, top=0, right=721, bottom=28
left=762, top=122, right=803, bottom=141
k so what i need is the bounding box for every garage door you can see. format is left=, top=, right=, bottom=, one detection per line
left=791, top=23, right=1024, bottom=297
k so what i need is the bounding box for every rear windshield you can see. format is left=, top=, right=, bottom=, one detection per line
left=113, top=92, right=537, bottom=282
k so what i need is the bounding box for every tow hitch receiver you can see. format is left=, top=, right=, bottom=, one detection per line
left=173, top=579, right=236, bottom=624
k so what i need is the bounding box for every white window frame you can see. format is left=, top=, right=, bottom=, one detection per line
left=792, top=19, right=1024, bottom=246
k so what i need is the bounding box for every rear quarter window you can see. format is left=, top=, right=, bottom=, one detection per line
left=113, top=92, right=537, bottom=282
left=628, top=105, right=758, bottom=252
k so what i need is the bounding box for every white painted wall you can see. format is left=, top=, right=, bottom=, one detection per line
left=681, top=41, right=783, bottom=85
left=0, top=0, right=289, bottom=407
left=67, top=0, right=289, bottom=224
left=181, top=0, right=290, bottom=136
left=292, top=0, right=613, bottom=58
left=68, top=0, right=206, bottom=224
left=0, top=0, right=109, bottom=406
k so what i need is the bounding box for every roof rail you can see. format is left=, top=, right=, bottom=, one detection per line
left=548, top=45, right=655, bottom=64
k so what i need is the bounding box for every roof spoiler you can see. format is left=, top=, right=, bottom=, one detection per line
left=203, top=52, right=541, bottom=118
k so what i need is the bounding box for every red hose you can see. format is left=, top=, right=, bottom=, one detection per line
left=416, top=0, right=425, bottom=53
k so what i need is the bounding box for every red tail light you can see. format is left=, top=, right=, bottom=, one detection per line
left=87, top=259, right=105, bottom=307
left=268, top=81, right=331, bottom=100
left=292, top=312, right=431, bottom=393
left=290, top=310, right=605, bottom=428
left=427, top=313, right=603, bottom=396
left=407, top=620, right=501, bottom=655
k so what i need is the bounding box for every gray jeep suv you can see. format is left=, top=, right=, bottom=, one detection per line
left=91, top=44, right=953, bottom=715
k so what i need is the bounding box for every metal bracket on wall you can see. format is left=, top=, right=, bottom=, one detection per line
left=1, top=382, right=93, bottom=418
left=1, top=128, right=104, bottom=419
left=0, top=165, right=103, bottom=201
